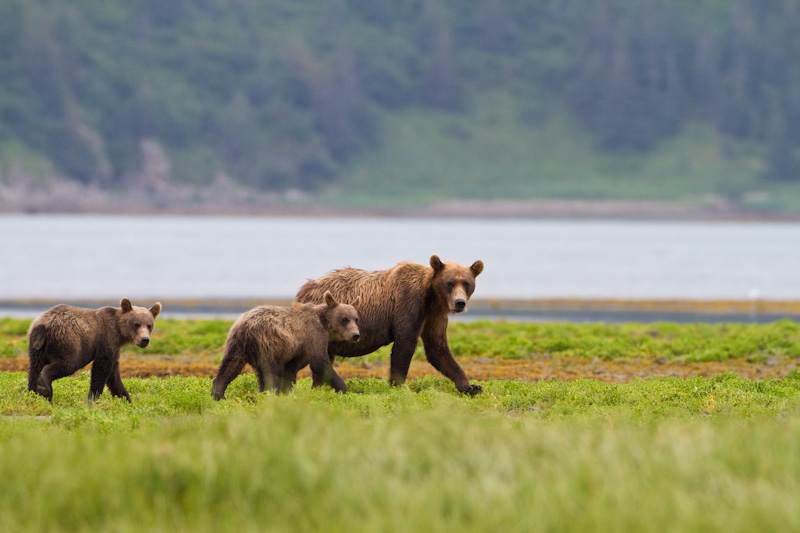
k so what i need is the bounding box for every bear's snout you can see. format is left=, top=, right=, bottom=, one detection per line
left=454, top=299, right=467, bottom=312
left=138, top=337, right=150, bottom=348
left=351, top=332, right=360, bottom=341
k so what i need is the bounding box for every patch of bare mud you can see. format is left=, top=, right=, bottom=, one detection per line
left=1, top=355, right=796, bottom=383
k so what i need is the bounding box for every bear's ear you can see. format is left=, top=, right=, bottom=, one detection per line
left=150, top=302, right=162, bottom=318
left=324, top=291, right=338, bottom=309
left=352, top=296, right=361, bottom=311
left=120, top=298, right=133, bottom=313
left=430, top=255, right=444, bottom=271
left=470, top=260, right=484, bottom=278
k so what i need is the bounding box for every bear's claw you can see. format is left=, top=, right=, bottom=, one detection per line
left=36, top=376, right=53, bottom=401
left=460, top=384, right=483, bottom=396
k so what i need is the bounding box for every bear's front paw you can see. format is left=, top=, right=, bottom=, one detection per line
left=460, top=383, right=483, bottom=396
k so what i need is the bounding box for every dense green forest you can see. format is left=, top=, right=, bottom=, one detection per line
left=1, top=0, right=799, bottom=205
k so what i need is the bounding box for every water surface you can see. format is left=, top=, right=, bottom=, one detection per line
left=1, top=214, right=797, bottom=301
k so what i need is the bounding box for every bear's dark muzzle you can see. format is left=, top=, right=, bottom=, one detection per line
left=138, top=338, right=150, bottom=347
left=454, top=299, right=467, bottom=312
left=351, top=333, right=360, bottom=341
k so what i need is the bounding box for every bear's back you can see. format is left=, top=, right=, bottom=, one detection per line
left=229, top=304, right=323, bottom=354
left=31, top=304, right=102, bottom=337
left=297, top=261, right=430, bottom=313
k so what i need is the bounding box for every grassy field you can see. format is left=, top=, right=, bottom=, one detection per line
left=1, top=317, right=800, bottom=531
left=3, top=317, right=800, bottom=363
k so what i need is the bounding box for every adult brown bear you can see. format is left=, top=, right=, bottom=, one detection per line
left=27, top=298, right=162, bottom=402
left=296, top=255, right=484, bottom=395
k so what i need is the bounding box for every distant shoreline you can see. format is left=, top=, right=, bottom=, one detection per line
left=3, top=173, right=800, bottom=221
left=3, top=297, right=799, bottom=323
left=4, top=197, right=800, bottom=223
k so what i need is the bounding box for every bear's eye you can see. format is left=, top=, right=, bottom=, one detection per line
left=446, top=282, right=455, bottom=290
left=341, top=317, right=350, bottom=325
left=134, top=323, right=141, bottom=329
left=147, top=324, right=153, bottom=331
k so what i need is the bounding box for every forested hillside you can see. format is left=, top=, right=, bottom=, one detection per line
left=1, top=0, right=799, bottom=208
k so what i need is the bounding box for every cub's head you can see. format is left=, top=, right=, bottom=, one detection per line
left=322, top=291, right=360, bottom=342
left=119, top=298, right=162, bottom=348
left=430, top=255, right=484, bottom=313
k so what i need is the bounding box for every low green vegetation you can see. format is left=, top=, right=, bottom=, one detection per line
left=1, top=371, right=800, bottom=531
left=448, top=319, right=800, bottom=362
left=3, top=317, right=800, bottom=363
left=2, top=317, right=800, bottom=530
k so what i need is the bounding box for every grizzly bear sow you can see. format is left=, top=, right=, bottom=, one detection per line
left=211, top=291, right=360, bottom=400
left=296, top=255, right=484, bottom=395
left=27, top=298, right=162, bottom=402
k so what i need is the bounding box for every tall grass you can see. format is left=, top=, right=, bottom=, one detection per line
left=1, top=371, right=800, bottom=531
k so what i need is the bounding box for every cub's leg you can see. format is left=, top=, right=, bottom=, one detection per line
left=280, top=358, right=304, bottom=394
left=27, top=356, right=46, bottom=393
left=36, top=360, right=79, bottom=401
left=254, top=356, right=280, bottom=394
left=211, top=350, right=247, bottom=401
left=89, top=355, right=115, bottom=402
left=310, top=357, right=348, bottom=393
left=105, top=361, right=132, bottom=402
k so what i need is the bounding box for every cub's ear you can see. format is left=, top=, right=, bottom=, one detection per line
left=352, top=296, right=361, bottom=311
left=470, top=260, right=484, bottom=278
left=324, top=291, right=338, bottom=308
left=430, top=255, right=444, bottom=271
left=150, top=302, right=162, bottom=318
left=120, top=298, right=133, bottom=313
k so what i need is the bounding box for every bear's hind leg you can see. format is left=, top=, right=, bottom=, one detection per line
left=280, top=358, right=303, bottom=393
left=27, top=324, right=48, bottom=392
left=254, top=357, right=280, bottom=394
left=211, top=351, right=247, bottom=401
left=36, top=360, right=78, bottom=401
left=27, top=356, right=46, bottom=393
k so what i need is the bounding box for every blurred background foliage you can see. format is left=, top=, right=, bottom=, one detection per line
left=1, top=0, right=799, bottom=202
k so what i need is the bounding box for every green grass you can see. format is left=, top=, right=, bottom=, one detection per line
left=448, top=319, right=800, bottom=362
left=1, top=371, right=800, bottom=531
left=3, top=317, right=800, bottom=363
left=4, top=317, right=800, bottom=530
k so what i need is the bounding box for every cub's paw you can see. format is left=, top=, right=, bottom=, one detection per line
left=35, top=377, right=53, bottom=401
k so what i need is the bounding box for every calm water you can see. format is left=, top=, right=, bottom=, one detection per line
left=1, top=214, right=798, bottom=301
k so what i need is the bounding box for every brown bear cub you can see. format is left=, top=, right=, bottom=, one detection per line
left=27, top=298, right=162, bottom=402
left=211, top=291, right=360, bottom=400
left=296, top=254, right=484, bottom=395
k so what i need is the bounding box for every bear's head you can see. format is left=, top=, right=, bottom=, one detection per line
left=430, top=255, right=484, bottom=313
left=322, top=291, right=361, bottom=342
left=119, top=298, right=162, bottom=348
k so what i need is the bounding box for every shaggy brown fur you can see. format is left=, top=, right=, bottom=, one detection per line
left=296, top=255, right=484, bottom=395
left=211, top=291, right=360, bottom=400
left=27, top=298, right=162, bottom=402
